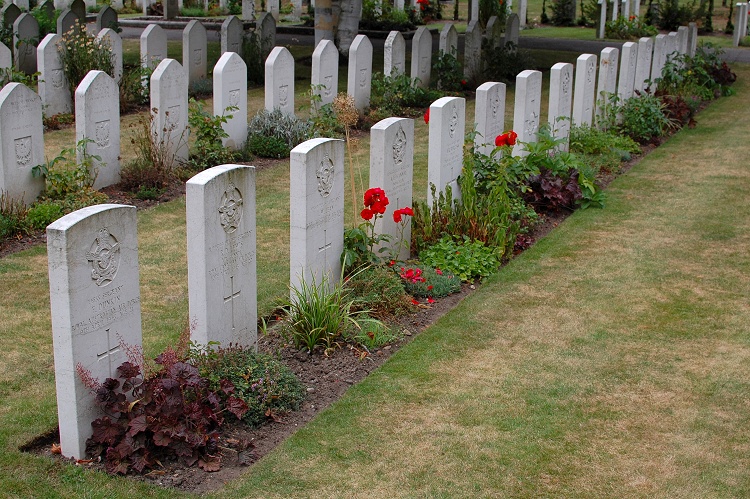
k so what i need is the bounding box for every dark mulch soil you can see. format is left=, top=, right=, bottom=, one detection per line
left=19, top=142, right=653, bottom=493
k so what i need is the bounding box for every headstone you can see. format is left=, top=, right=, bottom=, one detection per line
left=268, top=0, right=279, bottom=20
left=96, top=28, right=122, bottom=84
left=265, top=46, right=295, bottom=116
left=484, top=16, right=503, bottom=49
left=0, top=42, right=11, bottom=69
left=506, top=13, right=520, bottom=45
left=257, top=12, right=276, bottom=61
left=651, top=33, right=667, bottom=84
left=311, top=39, right=338, bottom=109
left=410, top=26, right=432, bottom=88
left=512, top=70, right=542, bottom=157
left=464, top=20, right=481, bottom=80
left=221, top=15, right=243, bottom=56
left=665, top=31, right=678, bottom=62
left=141, top=24, right=167, bottom=70
left=214, top=52, right=247, bottom=150
left=369, top=117, right=414, bottom=261
left=183, top=20, right=208, bottom=86
left=242, top=0, right=255, bottom=21
left=384, top=30, right=405, bottom=77
left=734, top=3, right=744, bottom=46
left=70, top=0, right=85, bottom=22
left=617, top=41, right=638, bottom=101
left=289, top=138, right=345, bottom=295
left=151, top=59, right=189, bottom=164
left=0, top=83, right=44, bottom=205
left=56, top=8, right=78, bottom=36
left=13, top=13, right=37, bottom=75
left=47, top=204, right=143, bottom=460
left=676, top=25, right=688, bottom=54
left=634, top=36, right=653, bottom=91
left=597, top=0, right=607, bottom=39
left=40, top=0, right=55, bottom=19
left=314, top=0, right=335, bottom=45
left=95, top=5, right=117, bottom=33
left=548, top=63, right=574, bottom=151
left=14, top=0, right=29, bottom=10
left=427, top=96, right=465, bottom=203
left=290, top=0, right=302, bottom=21
left=37, top=34, right=72, bottom=118
left=347, top=34, right=372, bottom=115
left=76, top=71, right=120, bottom=190
left=687, top=22, right=698, bottom=57
left=572, top=53, right=597, bottom=127
left=470, top=0, right=478, bottom=20
left=164, top=0, right=179, bottom=19
left=186, top=165, right=257, bottom=349
left=2, top=3, right=20, bottom=30
left=474, top=81, right=506, bottom=157
left=596, top=47, right=619, bottom=122
left=633, top=0, right=640, bottom=16
left=439, top=23, right=458, bottom=56
left=519, top=0, right=527, bottom=27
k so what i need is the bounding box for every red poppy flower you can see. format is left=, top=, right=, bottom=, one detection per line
left=360, top=208, right=374, bottom=220
left=427, top=297, right=435, bottom=304
left=427, top=285, right=433, bottom=290
left=495, top=134, right=508, bottom=147
left=461, top=79, right=467, bottom=86
left=424, top=108, right=430, bottom=124
left=389, top=260, right=395, bottom=267
left=507, top=130, right=518, bottom=145
left=411, top=298, right=420, bottom=305
left=393, top=210, right=403, bottom=223
left=401, top=206, right=414, bottom=217
left=435, top=268, right=443, bottom=275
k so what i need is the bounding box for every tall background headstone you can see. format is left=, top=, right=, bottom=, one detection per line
left=634, top=36, right=653, bottom=92
left=548, top=62, right=574, bottom=151
left=265, top=46, right=295, bottom=116
left=141, top=24, right=167, bottom=70
left=384, top=30, right=405, bottom=77
left=512, top=70, right=542, bottom=157
left=221, top=15, right=243, bottom=56
left=13, top=13, right=38, bottom=75
left=347, top=34, right=372, bottom=115
left=151, top=59, right=189, bottom=164
left=37, top=33, right=72, bottom=118
left=474, top=81, right=506, bottom=157
left=214, top=52, right=248, bottom=150
left=411, top=26, right=432, bottom=89
left=572, top=53, right=597, bottom=127
left=427, top=96, right=465, bottom=203
left=183, top=20, right=208, bottom=86
left=311, top=39, right=338, bottom=109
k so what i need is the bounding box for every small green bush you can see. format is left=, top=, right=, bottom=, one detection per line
left=551, top=0, right=576, bottom=26
left=346, top=314, right=402, bottom=350
left=419, top=237, right=501, bottom=281
left=370, top=72, right=440, bottom=118
left=397, top=263, right=462, bottom=297
left=345, top=265, right=414, bottom=318
left=481, top=42, right=536, bottom=85
left=26, top=202, right=64, bottom=229
left=431, top=53, right=465, bottom=92
left=618, top=93, right=673, bottom=143
left=246, top=109, right=314, bottom=158
left=605, top=16, right=658, bottom=39
left=187, top=99, right=238, bottom=170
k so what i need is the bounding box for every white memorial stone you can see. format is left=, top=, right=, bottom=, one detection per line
left=242, top=0, right=255, bottom=21
left=596, top=47, right=619, bottom=122
left=439, top=23, right=458, bottom=56
left=634, top=36, right=653, bottom=91
left=572, top=53, right=597, bottom=127
left=265, top=46, right=295, bottom=116
left=651, top=33, right=668, bottom=85
left=0, top=83, right=44, bottom=205
left=187, top=165, right=257, bottom=349
left=257, top=12, right=276, bottom=60
left=141, top=24, right=167, bottom=70
left=474, top=81, right=506, bottom=157
left=221, top=16, right=243, bottom=56
left=512, top=70, right=542, bottom=156
left=95, top=5, right=117, bottom=33
left=151, top=59, right=189, bottom=164
left=677, top=25, right=688, bottom=54
left=548, top=62, right=574, bottom=151
left=0, top=41, right=11, bottom=69
left=47, top=204, right=142, bottom=460
left=96, top=28, right=122, bottom=84
left=464, top=20, right=481, bottom=80
left=70, top=0, right=85, bottom=21
left=665, top=31, right=678, bottom=63
left=411, top=26, right=432, bottom=88
left=519, top=0, right=527, bottom=27
left=76, top=71, right=120, bottom=190
left=311, top=39, right=338, bottom=109
left=290, top=0, right=302, bottom=20
left=687, top=22, right=698, bottom=57
left=617, top=41, right=638, bottom=101
left=485, top=16, right=502, bottom=49
left=183, top=20, right=208, bottom=86
left=13, top=13, right=37, bottom=75
left=214, top=52, right=247, bottom=150
left=347, top=34, right=372, bottom=115
left=2, top=3, right=21, bottom=30
left=38, top=34, right=72, bottom=118
left=56, top=8, right=77, bottom=36
left=289, top=138, right=345, bottom=294
left=427, top=96, right=465, bottom=203
left=369, top=117, right=414, bottom=261
left=597, top=0, right=607, bottom=39
left=268, top=0, right=279, bottom=20
left=506, top=13, right=520, bottom=45
left=734, top=3, right=744, bottom=46
left=384, top=30, right=405, bottom=77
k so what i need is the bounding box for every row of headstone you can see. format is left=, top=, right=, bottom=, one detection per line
left=733, top=3, right=749, bottom=47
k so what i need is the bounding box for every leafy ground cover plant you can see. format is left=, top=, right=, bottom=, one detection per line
left=397, top=262, right=461, bottom=297
left=569, top=125, right=640, bottom=173
left=187, top=99, right=239, bottom=170
left=344, top=265, right=415, bottom=318
left=369, top=72, right=440, bottom=121
left=246, top=108, right=313, bottom=159
left=345, top=315, right=402, bottom=350
left=605, top=15, right=658, bottom=39
left=419, top=236, right=501, bottom=281
left=617, top=92, right=674, bottom=144
left=431, top=53, right=467, bottom=92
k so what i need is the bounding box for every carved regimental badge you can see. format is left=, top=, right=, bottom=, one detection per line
left=95, top=120, right=110, bottom=148
left=14, top=136, right=31, bottom=166
left=449, top=104, right=459, bottom=138
left=490, top=88, right=500, bottom=118
left=219, top=183, right=243, bottom=233
left=316, top=155, right=334, bottom=197
left=86, top=228, right=120, bottom=286
left=392, top=125, right=406, bottom=165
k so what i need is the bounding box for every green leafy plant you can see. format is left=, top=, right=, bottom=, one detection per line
left=246, top=108, right=314, bottom=158
left=344, top=264, right=414, bottom=318
left=479, top=0, right=507, bottom=27
left=617, top=92, right=674, bottom=144
left=369, top=72, right=440, bottom=119
left=431, top=52, right=466, bottom=92
left=187, top=99, right=238, bottom=170
left=119, top=64, right=153, bottom=113
left=569, top=125, right=640, bottom=173
left=58, top=25, right=115, bottom=98
left=605, top=15, right=658, bottom=39
left=25, top=201, right=64, bottom=230
left=419, top=236, right=501, bottom=281
left=0, top=192, right=30, bottom=238
left=360, top=0, right=416, bottom=30
left=551, top=0, right=577, bottom=26
left=481, top=42, right=536, bottom=85
left=119, top=112, right=179, bottom=194
left=396, top=263, right=461, bottom=297
left=345, top=315, right=402, bottom=350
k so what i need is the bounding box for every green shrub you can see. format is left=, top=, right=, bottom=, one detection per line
left=26, top=202, right=64, bottom=229
left=59, top=26, right=115, bottom=98
left=419, top=237, right=501, bottom=281
left=396, top=263, right=462, bottom=297
left=551, top=0, right=576, bottom=26
left=657, top=0, right=703, bottom=30
left=246, top=108, right=314, bottom=158
left=345, top=314, right=402, bottom=350
left=119, top=114, right=178, bottom=194
left=119, top=64, right=152, bottom=113
left=605, top=16, right=658, bottom=39
left=344, top=265, right=414, bottom=318
left=481, top=42, right=536, bottom=85
left=370, top=72, right=440, bottom=118
left=569, top=125, right=640, bottom=172
left=191, top=346, right=305, bottom=427
left=431, top=52, right=465, bottom=92
left=618, top=93, right=673, bottom=143
left=360, top=0, right=416, bottom=30
left=30, top=4, right=58, bottom=39
left=187, top=99, right=238, bottom=170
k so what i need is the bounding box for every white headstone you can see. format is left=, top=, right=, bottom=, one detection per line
left=617, top=41, right=638, bottom=101
left=572, top=53, right=597, bottom=127
left=95, top=5, right=117, bottom=33
left=651, top=33, right=667, bottom=85
left=314, top=0, right=334, bottom=45
left=474, top=81, right=506, bottom=157
left=369, top=117, right=414, bottom=261
left=596, top=47, right=619, bottom=122
left=221, top=16, right=243, bottom=57
left=0, top=83, right=44, bottom=205
left=268, top=0, right=279, bottom=19
left=734, top=3, right=744, bottom=46
left=311, top=39, right=339, bottom=109
left=47, top=204, right=143, bottom=460
left=347, top=34, right=372, bottom=115
left=289, top=138, right=345, bottom=295
left=519, top=0, right=527, bottom=27
left=151, top=59, right=189, bottom=164
left=0, top=42, right=11, bottom=69
left=265, top=46, right=295, bottom=116
left=470, top=0, right=478, bottom=20
left=163, top=0, right=179, bottom=19
left=634, top=36, right=653, bottom=92
left=290, top=0, right=302, bottom=20
left=257, top=12, right=276, bottom=61
left=464, top=20, right=481, bottom=80
left=439, top=23, right=458, bottom=56
left=76, top=71, right=120, bottom=190
left=14, top=0, right=29, bottom=11
left=676, top=25, right=688, bottom=54
left=56, top=8, right=77, bottom=36
left=187, top=165, right=257, bottom=349
left=384, top=30, right=405, bottom=77
left=96, top=28, right=122, bottom=84
left=39, top=0, right=55, bottom=18
left=13, top=13, right=38, bottom=75
left=411, top=26, right=432, bottom=88
left=427, top=96, right=465, bottom=203
left=214, top=52, right=247, bottom=150
left=665, top=31, right=678, bottom=62
left=183, top=20, right=208, bottom=86
left=548, top=63, right=574, bottom=151
left=506, top=13, right=520, bottom=45
left=687, top=22, right=698, bottom=57
left=242, top=0, right=255, bottom=20
left=512, top=70, right=542, bottom=156
left=485, top=16, right=503, bottom=49
left=38, top=34, right=72, bottom=118
left=633, top=0, right=640, bottom=15
left=597, top=0, right=607, bottom=39
left=141, top=24, right=167, bottom=70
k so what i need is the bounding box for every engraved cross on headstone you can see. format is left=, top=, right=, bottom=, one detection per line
left=97, top=327, right=120, bottom=377
left=224, top=275, right=241, bottom=331
left=318, top=229, right=332, bottom=258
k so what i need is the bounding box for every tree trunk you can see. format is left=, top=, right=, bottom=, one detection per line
left=314, top=0, right=336, bottom=45
left=335, top=0, right=361, bottom=57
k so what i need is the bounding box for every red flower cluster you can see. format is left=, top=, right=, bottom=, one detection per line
left=392, top=206, right=414, bottom=223
left=495, top=130, right=518, bottom=147
left=400, top=266, right=426, bottom=284
left=423, top=108, right=430, bottom=124
left=417, top=0, right=428, bottom=9
left=361, top=187, right=389, bottom=221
